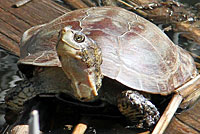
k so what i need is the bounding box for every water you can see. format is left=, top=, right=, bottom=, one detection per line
left=181, top=0, right=199, bottom=6
left=0, top=48, right=20, bottom=127
left=0, top=49, right=20, bottom=89
left=0, top=49, right=21, bottom=104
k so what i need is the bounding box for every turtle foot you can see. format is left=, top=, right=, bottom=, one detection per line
left=117, top=90, right=160, bottom=129
left=5, top=80, right=37, bottom=112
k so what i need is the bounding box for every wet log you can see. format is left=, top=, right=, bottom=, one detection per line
left=0, top=0, right=70, bottom=56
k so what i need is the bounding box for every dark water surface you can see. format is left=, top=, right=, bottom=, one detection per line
left=0, top=49, right=19, bottom=90
left=0, top=49, right=20, bottom=127
left=0, top=49, right=21, bottom=102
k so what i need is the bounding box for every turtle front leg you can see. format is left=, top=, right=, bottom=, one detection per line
left=5, top=79, right=54, bottom=113
left=5, top=80, right=37, bottom=113
left=117, top=90, right=160, bottom=129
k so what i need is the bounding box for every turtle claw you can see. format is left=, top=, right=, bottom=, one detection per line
left=117, top=90, right=160, bottom=129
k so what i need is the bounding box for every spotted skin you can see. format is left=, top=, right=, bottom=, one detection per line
left=118, top=90, right=160, bottom=129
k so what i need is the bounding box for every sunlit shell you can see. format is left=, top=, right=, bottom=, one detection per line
left=18, top=7, right=197, bottom=95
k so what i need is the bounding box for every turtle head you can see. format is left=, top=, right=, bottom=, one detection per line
left=56, top=26, right=103, bottom=101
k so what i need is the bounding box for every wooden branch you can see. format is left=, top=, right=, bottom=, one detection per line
left=153, top=75, right=200, bottom=134
left=175, top=75, right=200, bottom=98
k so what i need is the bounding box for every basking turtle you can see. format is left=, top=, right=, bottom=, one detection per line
left=5, top=7, right=200, bottom=130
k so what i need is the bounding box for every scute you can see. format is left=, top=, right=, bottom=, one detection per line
left=18, top=7, right=198, bottom=94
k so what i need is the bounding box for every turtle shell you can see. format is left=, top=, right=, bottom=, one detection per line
left=18, top=7, right=198, bottom=95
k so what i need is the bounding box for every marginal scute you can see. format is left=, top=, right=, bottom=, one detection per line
left=18, top=7, right=197, bottom=95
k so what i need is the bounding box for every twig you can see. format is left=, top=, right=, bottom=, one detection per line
left=152, top=94, right=183, bottom=134
left=28, top=110, right=40, bottom=134
left=72, top=123, right=87, bottom=134
left=14, top=0, right=32, bottom=8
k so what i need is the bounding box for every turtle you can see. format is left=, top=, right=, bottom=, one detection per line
left=5, top=6, right=200, bottom=131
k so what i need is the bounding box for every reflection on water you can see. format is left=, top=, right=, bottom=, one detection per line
left=0, top=49, right=21, bottom=103
left=0, top=49, right=20, bottom=90
left=181, top=0, right=199, bottom=5
left=0, top=49, right=22, bottom=101
left=167, top=31, right=200, bottom=64
left=0, top=48, right=21, bottom=126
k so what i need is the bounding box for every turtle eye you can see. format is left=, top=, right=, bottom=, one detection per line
left=74, top=33, right=85, bottom=43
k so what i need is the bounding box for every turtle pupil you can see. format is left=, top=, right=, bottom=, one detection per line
left=74, top=33, right=85, bottom=43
